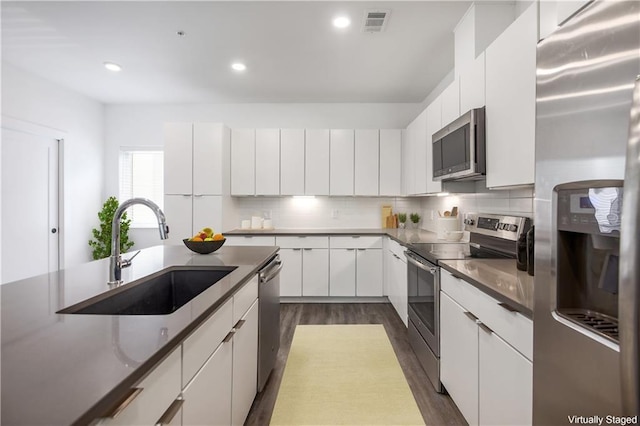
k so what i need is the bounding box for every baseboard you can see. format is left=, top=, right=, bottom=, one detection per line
left=280, top=296, right=390, bottom=304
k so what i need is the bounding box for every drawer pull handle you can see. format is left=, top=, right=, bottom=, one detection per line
left=156, top=398, right=184, bottom=426
left=450, top=273, right=464, bottom=280
left=478, top=322, right=494, bottom=334
left=292, top=248, right=302, bottom=251
left=104, top=387, right=143, bottom=419
left=357, top=248, right=366, bottom=251
left=234, top=319, right=246, bottom=330
left=303, top=248, right=312, bottom=251
left=352, top=236, right=361, bottom=238
left=223, top=330, right=235, bottom=343
left=498, top=302, right=519, bottom=313
left=463, top=311, right=478, bottom=322
left=346, top=248, right=355, bottom=251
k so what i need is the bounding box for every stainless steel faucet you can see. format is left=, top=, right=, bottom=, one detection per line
left=108, top=198, right=168, bottom=285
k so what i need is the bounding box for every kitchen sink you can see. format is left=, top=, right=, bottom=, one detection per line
left=58, top=267, right=237, bottom=315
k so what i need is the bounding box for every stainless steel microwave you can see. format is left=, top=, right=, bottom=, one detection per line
left=432, top=107, right=486, bottom=181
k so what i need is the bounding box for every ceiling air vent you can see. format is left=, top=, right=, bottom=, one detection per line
left=362, top=10, right=390, bottom=33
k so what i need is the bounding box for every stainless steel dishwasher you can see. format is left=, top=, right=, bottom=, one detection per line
left=258, top=254, right=282, bottom=392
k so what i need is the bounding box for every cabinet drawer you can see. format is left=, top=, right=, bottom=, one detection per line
left=233, top=276, right=258, bottom=324
left=275, top=236, right=329, bottom=249
left=98, top=347, right=181, bottom=426
left=330, top=236, right=382, bottom=249
left=441, top=269, right=533, bottom=360
left=225, top=236, right=276, bottom=246
left=388, top=239, right=406, bottom=259
left=183, top=299, right=233, bottom=388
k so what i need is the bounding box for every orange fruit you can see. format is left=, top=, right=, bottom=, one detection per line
left=191, top=237, right=204, bottom=242
left=213, top=234, right=224, bottom=241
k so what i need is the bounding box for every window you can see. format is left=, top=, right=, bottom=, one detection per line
left=119, top=148, right=164, bottom=228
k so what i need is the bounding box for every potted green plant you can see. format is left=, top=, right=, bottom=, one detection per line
left=398, top=213, right=407, bottom=229
left=89, top=196, right=134, bottom=260
left=410, top=213, right=421, bottom=229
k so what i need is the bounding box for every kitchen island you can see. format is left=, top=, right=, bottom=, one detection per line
left=1, top=244, right=278, bottom=426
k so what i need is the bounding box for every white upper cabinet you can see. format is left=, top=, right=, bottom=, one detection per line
left=280, top=129, right=305, bottom=196
left=193, top=123, right=224, bottom=195
left=164, top=123, right=193, bottom=195
left=459, top=52, right=486, bottom=114
left=255, top=129, right=280, bottom=196
left=485, top=3, right=537, bottom=188
left=402, top=127, right=415, bottom=196
left=305, top=129, right=330, bottom=196
left=425, top=97, right=443, bottom=194
left=329, top=129, right=355, bottom=196
left=539, top=0, right=589, bottom=40
left=379, top=129, right=402, bottom=196
left=412, top=109, right=428, bottom=195
left=231, top=129, right=256, bottom=195
left=354, top=129, right=379, bottom=196
left=441, top=76, right=461, bottom=126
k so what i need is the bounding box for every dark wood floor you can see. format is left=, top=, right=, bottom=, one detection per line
left=245, top=303, right=467, bottom=426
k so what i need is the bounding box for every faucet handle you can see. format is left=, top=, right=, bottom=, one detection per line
left=121, top=250, right=141, bottom=268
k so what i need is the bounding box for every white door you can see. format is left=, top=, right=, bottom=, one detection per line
left=302, top=249, right=329, bottom=296
left=193, top=195, right=222, bottom=238
left=1, top=128, right=59, bottom=284
left=305, top=129, right=330, bottom=195
left=280, top=129, right=305, bottom=196
left=193, top=123, right=223, bottom=196
left=230, top=129, right=255, bottom=195
left=329, top=129, right=354, bottom=196
left=231, top=299, right=259, bottom=426
left=279, top=248, right=302, bottom=297
left=164, top=123, right=193, bottom=195
left=329, top=249, right=356, bottom=296
left=354, top=129, right=379, bottom=196
left=356, top=249, right=383, bottom=297
left=379, top=130, right=402, bottom=196
left=164, top=194, right=193, bottom=245
left=255, top=129, right=280, bottom=196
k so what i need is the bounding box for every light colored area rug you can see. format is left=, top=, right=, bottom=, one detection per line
left=270, top=324, right=425, bottom=426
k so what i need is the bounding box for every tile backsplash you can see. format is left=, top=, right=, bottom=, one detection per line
left=233, top=197, right=422, bottom=229
left=420, top=181, right=534, bottom=233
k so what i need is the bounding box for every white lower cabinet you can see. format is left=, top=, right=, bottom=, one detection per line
left=329, top=249, right=357, bottom=296
left=479, top=326, right=532, bottom=426
left=356, top=249, right=383, bottom=296
left=440, top=292, right=479, bottom=426
left=182, top=341, right=233, bottom=426
left=440, top=270, right=532, bottom=426
left=302, top=249, right=329, bottom=296
left=232, top=299, right=259, bottom=426
left=384, top=238, right=407, bottom=327
left=279, top=248, right=303, bottom=296
left=329, top=237, right=383, bottom=297
left=97, top=348, right=182, bottom=426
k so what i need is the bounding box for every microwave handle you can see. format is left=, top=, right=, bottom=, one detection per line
left=620, top=75, right=640, bottom=416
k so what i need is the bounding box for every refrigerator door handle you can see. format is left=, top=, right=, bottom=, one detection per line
left=620, top=75, right=640, bottom=416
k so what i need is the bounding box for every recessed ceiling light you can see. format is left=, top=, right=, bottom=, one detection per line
left=231, top=63, right=247, bottom=72
left=333, top=16, right=351, bottom=28
left=103, top=62, right=122, bottom=72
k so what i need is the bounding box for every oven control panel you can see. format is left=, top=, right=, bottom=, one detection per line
left=464, top=213, right=530, bottom=241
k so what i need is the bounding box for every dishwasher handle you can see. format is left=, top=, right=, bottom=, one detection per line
left=404, top=251, right=437, bottom=275
left=260, top=256, right=283, bottom=283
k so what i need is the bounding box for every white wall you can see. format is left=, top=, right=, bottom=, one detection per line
left=1, top=63, right=105, bottom=266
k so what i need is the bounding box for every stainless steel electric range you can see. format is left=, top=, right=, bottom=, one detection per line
left=405, top=213, right=531, bottom=392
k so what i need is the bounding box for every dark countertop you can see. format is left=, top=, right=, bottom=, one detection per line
left=1, top=245, right=278, bottom=426
left=439, top=259, right=534, bottom=319
left=225, top=228, right=444, bottom=245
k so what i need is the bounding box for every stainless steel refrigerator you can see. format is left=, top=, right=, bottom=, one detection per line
left=534, top=0, right=640, bottom=424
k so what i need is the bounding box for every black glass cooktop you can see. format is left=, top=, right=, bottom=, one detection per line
left=407, top=242, right=513, bottom=265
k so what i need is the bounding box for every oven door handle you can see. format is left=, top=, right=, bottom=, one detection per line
left=404, top=251, right=437, bottom=275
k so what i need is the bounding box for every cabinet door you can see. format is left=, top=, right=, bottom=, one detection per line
left=354, top=129, right=379, bottom=196
left=231, top=129, right=255, bottom=195
left=279, top=248, right=302, bottom=297
left=329, top=249, right=356, bottom=296
left=329, top=129, right=354, bottom=196
left=255, top=129, right=280, bottom=195
left=440, top=292, right=479, bottom=426
left=394, top=255, right=408, bottom=327
left=425, top=98, right=443, bottom=194
left=164, top=123, right=193, bottom=195
left=193, top=195, right=222, bottom=238
left=164, top=194, right=192, bottom=245
left=412, top=110, right=428, bottom=195
left=193, top=123, right=223, bottom=195
left=479, top=327, right=533, bottom=426
left=182, top=341, right=233, bottom=426
left=280, top=129, right=305, bottom=196
left=402, top=126, right=415, bottom=196
left=302, top=249, right=329, bottom=296
left=485, top=4, right=537, bottom=188
left=356, top=249, right=383, bottom=297
left=379, top=130, right=402, bottom=196
left=305, top=129, right=330, bottom=195
left=460, top=52, right=485, bottom=114
left=232, top=299, right=259, bottom=426
left=441, top=77, right=461, bottom=126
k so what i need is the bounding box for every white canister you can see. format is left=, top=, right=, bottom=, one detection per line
left=241, top=220, right=251, bottom=229
left=251, top=216, right=263, bottom=229
left=263, top=219, right=273, bottom=229
left=437, top=217, right=460, bottom=240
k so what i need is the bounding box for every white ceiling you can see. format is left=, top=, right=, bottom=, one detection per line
left=1, top=1, right=472, bottom=104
